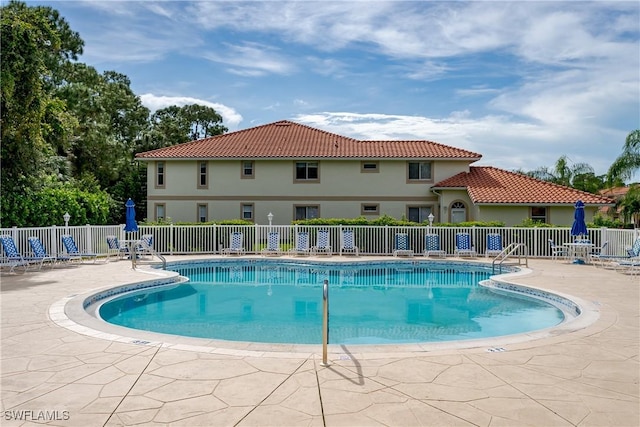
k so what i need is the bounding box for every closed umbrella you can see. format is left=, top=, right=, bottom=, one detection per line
left=570, top=200, right=588, bottom=264
left=124, top=198, right=138, bottom=233
left=570, top=200, right=587, bottom=239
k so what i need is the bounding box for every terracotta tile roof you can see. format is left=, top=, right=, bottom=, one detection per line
left=135, top=120, right=482, bottom=160
left=433, top=166, right=615, bottom=205
left=599, top=186, right=630, bottom=199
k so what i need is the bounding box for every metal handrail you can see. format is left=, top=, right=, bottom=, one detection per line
left=321, top=279, right=329, bottom=366
left=492, top=243, right=528, bottom=274
left=130, top=240, right=167, bottom=270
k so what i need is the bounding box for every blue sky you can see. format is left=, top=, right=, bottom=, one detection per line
left=28, top=1, right=640, bottom=177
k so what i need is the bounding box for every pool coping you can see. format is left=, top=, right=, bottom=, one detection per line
left=51, top=256, right=601, bottom=359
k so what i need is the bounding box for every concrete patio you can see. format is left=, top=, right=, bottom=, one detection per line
left=1, top=257, right=638, bottom=426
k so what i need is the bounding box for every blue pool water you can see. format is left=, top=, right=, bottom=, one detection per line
left=99, top=260, right=564, bottom=344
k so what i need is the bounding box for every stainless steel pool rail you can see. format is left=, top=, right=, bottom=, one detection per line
left=130, top=241, right=167, bottom=270
left=321, top=279, right=330, bottom=366
left=491, top=243, right=528, bottom=273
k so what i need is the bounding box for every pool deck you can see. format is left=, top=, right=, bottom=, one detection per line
left=1, top=256, right=638, bottom=426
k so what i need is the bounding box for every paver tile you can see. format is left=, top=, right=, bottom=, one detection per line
left=1, top=257, right=638, bottom=426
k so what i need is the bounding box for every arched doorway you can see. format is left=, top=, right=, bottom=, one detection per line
left=450, top=201, right=467, bottom=223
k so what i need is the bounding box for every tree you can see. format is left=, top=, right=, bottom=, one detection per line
left=0, top=1, right=81, bottom=192
left=618, top=184, right=640, bottom=227
left=608, top=130, right=640, bottom=184
left=525, top=155, right=605, bottom=192
left=143, top=104, right=227, bottom=151
left=182, top=104, right=227, bottom=140
left=1, top=2, right=229, bottom=226
left=55, top=64, right=150, bottom=188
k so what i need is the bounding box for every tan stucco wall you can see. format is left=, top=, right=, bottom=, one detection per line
left=145, top=159, right=468, bottom=223
left=144, top=159, right=603, bottom=225
left=476, top=205, right=600, bottom=227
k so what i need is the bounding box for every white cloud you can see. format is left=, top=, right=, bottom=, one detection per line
left=293, top=112, right=628, bottom=176
left=53, top=1, right=637, bottom=177
left=202, top=42, right=296, bottom=76
left=139, top=94, right=243, bottom=128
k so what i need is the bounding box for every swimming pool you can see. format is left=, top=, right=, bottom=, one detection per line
left=97, top=259, right=566, bottom=345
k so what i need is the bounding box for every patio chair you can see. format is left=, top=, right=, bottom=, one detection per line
left=28, top=236, right=64, bottom=268
left=485, top=233, right=504, bottom=258
left=311, top=229, right=332, bottom=256
left=289, top=231, right=311, bottom=256
left=222, top=232, right=245, bottom=256
left=548, top=239, right=568, bottom=261
left=61, top=235, right=98, bottom=263
left=393, top=233, right=414, bottom=257
left=423, top=233, right=446, bottom=258
left=135, top=234, right=154, bottom=258
left=106, top=235, right=130, bottom=261
left=588, top=241, right=608, bottom=266
left=0, top=235, right=32, bottom=273
left=454, top=232, right=476, bottom=257
left=610, top=238, right=640, bottom=271
left=340, top=229, right=359, bottom=256
left=262, top=231, right=282, bottom=256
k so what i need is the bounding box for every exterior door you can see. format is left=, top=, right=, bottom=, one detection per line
left=450, top=202, right=466, bottom=223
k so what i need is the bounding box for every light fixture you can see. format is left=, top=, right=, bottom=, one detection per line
left=63, top=212, right=70, bottom=229
left=267, top=212, right=274, bottom=226
left=428, top=213, right=434, bottom=227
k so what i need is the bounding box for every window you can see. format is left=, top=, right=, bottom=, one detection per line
left=408, top=206, right=432, bottom=223
left=531, top=207, right=547, bottom=224
left=242, top=161, right=254, bottom=179
left=295, top=162, right=319, bottom=181
left=295, top=205, right=319, bottom=220
left=155, top=204, right=165, bottom=221
left=197, top=204, right=208, bottom=223
left=361, top=161, right=379, bottom=173
left=156, top=162, right=165, bottom=188
left=450, top=201, right=466, bottom=223
left=407, top=161, right=432, bottom=181
left=198, top=161, right=207, bottom=188
left=361, top=204, right=379, bottom=215
left=241, top=204, right=254, bottom=221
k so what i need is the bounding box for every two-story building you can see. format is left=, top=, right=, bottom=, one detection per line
left=135, top=120, right=614, bottom=225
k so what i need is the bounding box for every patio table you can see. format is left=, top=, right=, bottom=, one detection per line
left=563, top=242, right=595, bottom=265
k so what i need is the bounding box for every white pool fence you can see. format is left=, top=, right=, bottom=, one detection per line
left=1, top=223, right=638, bottom=260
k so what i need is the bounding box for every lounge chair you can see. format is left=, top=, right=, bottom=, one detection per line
left=289, top=231, right=311, bottom=256
left=609, top=239, right=640, bottom=271
left=548, top=239, right=568, bottom=261
left=0, top=235, right=32, bottom=273
left=262, top=231, right=282, bottom=256
left=615, top=255, right=640, bottom=275
left=106, top=235, right=130, bottom=261
left=393, top=233, right=413, bottom=257
left=340, top=229, right=359, bottom=256
left=222, top=232, right=245, bottom=256
left=485, top=233, right=503, bottom=258
left=311, top=229, right=332, bottom=256
left=424, top=233, right=446, bottom=258
left=454, top=232, right=476, bottom=257
left=61, top=235, right=98, bottom=263
left=28, top=236, right=63, bottom=268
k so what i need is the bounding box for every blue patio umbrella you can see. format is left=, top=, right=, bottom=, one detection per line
left=570, top=200, right=587, bottom=238
left=124, top=198, right=138, bottom=233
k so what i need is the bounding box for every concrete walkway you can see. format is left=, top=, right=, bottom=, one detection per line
left=1, top=257, right=638, bottom=426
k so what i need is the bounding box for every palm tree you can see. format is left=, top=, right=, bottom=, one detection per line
left=618, top=185, right=640, bottom=227
left=608, top=130, right=640, bottom=183
left=527, top=155, right=595, bottom=188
